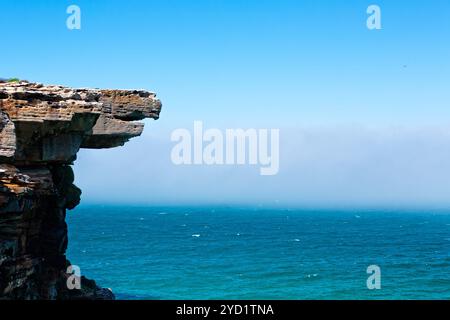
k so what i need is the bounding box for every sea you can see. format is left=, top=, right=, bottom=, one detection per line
left=66, top=206, right=450, bottom=300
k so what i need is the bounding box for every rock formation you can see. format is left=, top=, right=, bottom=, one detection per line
left=0, top=81, right=161, bottom=299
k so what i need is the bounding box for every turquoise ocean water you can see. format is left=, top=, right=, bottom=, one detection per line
left=66, top=206, right=450, bottom=300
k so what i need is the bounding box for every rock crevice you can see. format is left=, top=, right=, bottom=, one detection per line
left=0, top=81, right=161, bottom=299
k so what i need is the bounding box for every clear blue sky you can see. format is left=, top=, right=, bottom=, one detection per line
left=1, top=0, right=450, bottom=125
left=1, top=1, right=450, bottom=207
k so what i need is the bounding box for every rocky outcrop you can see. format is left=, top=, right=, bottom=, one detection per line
left=0, top=81, right=161, bottom=299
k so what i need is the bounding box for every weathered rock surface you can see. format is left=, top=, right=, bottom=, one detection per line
left=0, top=81, right=161, bottom=299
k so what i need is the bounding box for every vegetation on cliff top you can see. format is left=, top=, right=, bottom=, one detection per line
left=0, top=78, right=22, bottom=83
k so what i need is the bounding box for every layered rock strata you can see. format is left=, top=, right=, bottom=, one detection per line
left=0, top=81, right=161, bottom=299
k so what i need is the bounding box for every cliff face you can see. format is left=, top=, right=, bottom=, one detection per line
left=0, top=81, right=161, bottom=299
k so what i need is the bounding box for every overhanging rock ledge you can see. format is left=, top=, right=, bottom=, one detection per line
left=0, top=81, right=161, bottom=299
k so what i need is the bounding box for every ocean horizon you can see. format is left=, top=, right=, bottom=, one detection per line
left=66, top=205, right=450, bottom=300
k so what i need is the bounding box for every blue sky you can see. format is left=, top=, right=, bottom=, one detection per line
left=1, top=1, right=450, bottom=207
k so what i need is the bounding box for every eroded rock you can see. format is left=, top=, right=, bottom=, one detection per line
left=0, top=81, right=161, bottom=299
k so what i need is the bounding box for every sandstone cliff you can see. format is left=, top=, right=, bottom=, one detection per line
left=0, top=81, right=161, bottom=299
